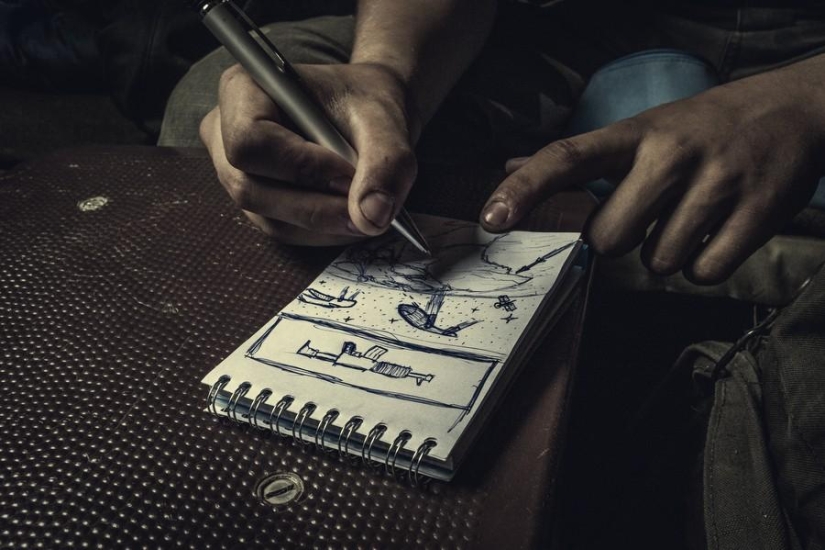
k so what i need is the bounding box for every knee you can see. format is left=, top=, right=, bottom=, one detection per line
left=157, top=16, right=355, bottom=147
left=157, top=45, right=235, bottom=147
left=268, top=15, right=354, bottom=65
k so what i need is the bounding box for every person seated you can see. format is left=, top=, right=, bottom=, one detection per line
left=159, top=0, right=825, bottom=288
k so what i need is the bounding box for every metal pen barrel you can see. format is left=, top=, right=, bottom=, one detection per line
left=200, top=2, right=358, bottom=165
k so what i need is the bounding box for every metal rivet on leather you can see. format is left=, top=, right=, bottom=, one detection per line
left=255, top=472, right=305, bottom=510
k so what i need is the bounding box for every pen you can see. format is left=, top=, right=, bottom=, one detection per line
left=192, top=0, right=432, bottom=256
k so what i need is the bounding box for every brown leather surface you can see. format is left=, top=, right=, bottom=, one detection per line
left=0, top=146, right=594, bottom=549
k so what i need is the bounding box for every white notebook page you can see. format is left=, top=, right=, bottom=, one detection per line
left=203, top=215, right=580, bottom=465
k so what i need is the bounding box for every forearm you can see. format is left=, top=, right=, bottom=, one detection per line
left=351, top=0, right=497, bottom=137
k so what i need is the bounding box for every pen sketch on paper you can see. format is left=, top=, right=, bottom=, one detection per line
left=246, top=313, right=499, bottom=426
left=328, top=221, right=577, bottom=299
left=515, top=240, right=577, bottom=274
left=297, top=340, right=435, bottom=386
left=502, top=313, right=518, bottom=324
left=298, top=286, right=360, bottom=309
left=493, top=295, right=517, bottom=312
left=240, top=217, right=578, bottom=428
left=397, top=290, right=480, bottom=337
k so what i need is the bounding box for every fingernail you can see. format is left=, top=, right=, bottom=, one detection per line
left=359, top=191, right=394, bottom=229
left=329, top=177, right=351, bottom=195
left=483, top=201, right=510, bottom=227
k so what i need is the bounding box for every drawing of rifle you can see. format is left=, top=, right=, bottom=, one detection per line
left=297, top=341, right=435, bottom=386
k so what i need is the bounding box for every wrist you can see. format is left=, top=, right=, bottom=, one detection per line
left=350, top=0, right=496, bottom=130
left=347, top=61, right=425, bottom=143
left=773, top=55, right=825, bottom=166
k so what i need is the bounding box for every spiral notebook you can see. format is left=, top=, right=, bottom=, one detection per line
left=202, top=214, right=583, bottom=481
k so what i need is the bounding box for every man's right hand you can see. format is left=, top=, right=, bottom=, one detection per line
left=199, top=62, right=420, bottom=246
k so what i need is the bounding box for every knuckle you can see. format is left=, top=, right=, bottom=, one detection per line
left=219, top=64, right=245, bottom=92
left=637, top=131, right=697, bottom=169
left=743, top=191, right=780, bottom=218
left=223, top=124, right=265, bottom=170
left=614, top=117, right=643, bottom=140
left=588, top=236, right=620, bottom=257
left=263, top=223, right=290, bottom=243
left=296, top=199, right=333, bottom=232
left=225, top=174, right=254, bottom=210
left=198, top=109, right=217, bottom=146
left=538, top=138, right=586, bottom=168
left=587, top=225, right=641, bottom=257
left=291, top=146, right=324, bottom=185
left=645, top=254, right=682, bottom=276
left=586, top=230, right=622, bottom=256
left=702, top=160, right=739, bottom=184
left=248, top=216, right=302, bottom=245
left=262, top=215, right=353, bottom=246
left=685, top=257, right=728, bottom=285
left=669, top=144, right=697, bottom=168
left=495, top=172, right=533, bottom=203
left=305, top=202, right=326, bottom=231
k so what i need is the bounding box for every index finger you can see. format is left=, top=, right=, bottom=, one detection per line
left=480, top=120, right=641, bottom=231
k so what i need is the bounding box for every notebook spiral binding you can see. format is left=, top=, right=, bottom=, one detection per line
left=207, top=376, right=438, bottom=484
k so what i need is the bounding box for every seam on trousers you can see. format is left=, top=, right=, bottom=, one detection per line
left=718, top=8, right=743, bottom=80
left=776, top=360, right=825, bottom=474
left=707, top=378, right=728, bottom=550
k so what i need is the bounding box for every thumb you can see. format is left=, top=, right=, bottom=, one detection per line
left=481, top=122, right=640, bottom=231
left=347, top=123, right=418, bottom=236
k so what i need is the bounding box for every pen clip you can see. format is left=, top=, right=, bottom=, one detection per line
left=221, top=0, right=296, bottom=77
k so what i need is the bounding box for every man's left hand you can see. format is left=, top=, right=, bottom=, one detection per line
left=482, top=56, right=825, bottom=284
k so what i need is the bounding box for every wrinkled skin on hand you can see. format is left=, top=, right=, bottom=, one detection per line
left=482, top=61, right=825, bottom=285
left=200, top=62, right=419, bottom=246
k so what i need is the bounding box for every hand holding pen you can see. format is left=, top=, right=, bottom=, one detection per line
left=194, top=0, right=430, bottom=253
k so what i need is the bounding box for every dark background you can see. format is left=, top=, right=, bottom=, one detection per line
left=0, top=0, right=355, bottom=169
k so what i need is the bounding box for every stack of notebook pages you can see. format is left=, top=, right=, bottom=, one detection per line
left=202, top=214, right=584, bottom=481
